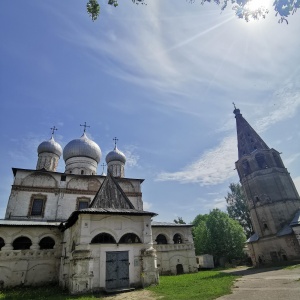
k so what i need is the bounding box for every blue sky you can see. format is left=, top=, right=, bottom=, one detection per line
left=0, top=1, right=300, bottom=223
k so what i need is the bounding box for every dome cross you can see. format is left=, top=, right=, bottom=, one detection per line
left=113, top=137, right=118, bottom=148
left=50, top=126, right=58, bottom=136
left=80, top=122, right=90, bottom=133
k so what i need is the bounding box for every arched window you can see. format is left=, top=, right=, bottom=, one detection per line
left=0, top=237, right=5, bottom=250
left=273, top=153, right=284, bottom=168
left=173, top=234, right=182, bottom=244
left=242, top=160, right=251, bottom=175
left=255, top=153, right=268, bottom=169
left=155, top=234, right=168, bottom=244
left=91, top=233, right=116, bottom=244
left=39, top=237, right=55, bottom=249
left=13, top=237, right=32, bottom=250
left=119, top=233, right=141, bottom=244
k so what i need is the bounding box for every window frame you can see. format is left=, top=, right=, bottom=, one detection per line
left=28, top=194, right=47, bottom=217
left=76, top=197, right=90, bottom=210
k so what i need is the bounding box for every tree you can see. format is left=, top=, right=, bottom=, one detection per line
left=86, top=0, right=299, bottom=24
left=225, top=183, right=253, bottom=238
left=173, top=216, right=186, bottom=224
left=192, top=209, right=246, bottom=263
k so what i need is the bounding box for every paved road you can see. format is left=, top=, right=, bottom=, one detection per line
left=217, top=266, right=300, bottom=300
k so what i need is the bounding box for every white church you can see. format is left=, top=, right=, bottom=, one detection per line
left=0, top=126, right=198, bottom=293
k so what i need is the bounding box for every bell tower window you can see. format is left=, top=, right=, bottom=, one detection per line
left=255, top=153, right=268, bottom=169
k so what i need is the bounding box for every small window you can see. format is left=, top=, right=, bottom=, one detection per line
left=81, top=170, right=84, bottom=175
left=156, top=234, right=168, bottom=244
left=78, top=201, right=89, bottom=210
left=91, top=233, right=116, bottom=244
left=61, top=175, right=66, bottom=181
left=255, top=153, right=268, bottom=169
left=13, top=237, right=32, bottom=250
left=0, top=237, right=5, bottom=250
left=119, top=233, right=141, bottom=244
left=263, top=223, right=268, bottom=230
left=39, top=237, right=55, bottom=249
left=29, top=195, right=46, bottom=217
left=173, top=234, right=182, bottom=244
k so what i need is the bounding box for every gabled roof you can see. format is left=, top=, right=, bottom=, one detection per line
left=246, top=232, right=259, bottom=243
left=60, top=208, right=157, bottom=231
left=234, top=108, right=270, bottom=159
left=89, top=171, right=134, bottom=209
left=290, top=209, right=300, bottom=227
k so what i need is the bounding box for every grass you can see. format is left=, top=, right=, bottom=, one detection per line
left=284, top=263, right=300, bottom=270
left=0, top=285, right=98, bottom=300
left=0, top=270, right=238, bottom=300
left=147, top=270, right=238, bottom=300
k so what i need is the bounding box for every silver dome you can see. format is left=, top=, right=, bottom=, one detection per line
left=63, top=133, right=101, bottom=163
left=106, top=146, right=126, bottom=164
left=37, top=136, right=62, bottom=157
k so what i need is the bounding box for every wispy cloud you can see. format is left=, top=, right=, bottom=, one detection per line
left=157, top=135, right=237, bottom=186
left=124, top=145, right=140, bottom=168
left=157, top=85, right=300, bottom=186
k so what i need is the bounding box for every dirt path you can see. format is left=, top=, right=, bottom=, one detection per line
left=103, top=290, right=159, bottom=300
left=217, top=265, right=300, bottom=300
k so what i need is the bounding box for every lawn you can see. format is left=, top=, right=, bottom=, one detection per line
left=147, top=270, right=237, bottom=300
left=0, top=270, right=237, bottom=300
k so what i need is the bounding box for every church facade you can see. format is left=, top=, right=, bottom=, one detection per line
left=233, top=107, right=300, bottom=266
left=0, top=129, right=197, bottom=293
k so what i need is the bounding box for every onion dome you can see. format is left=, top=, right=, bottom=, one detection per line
left=63, top=133, right=101, bottom=163
left=106, top=146, right=126, bottom=164
left=37, top=136, right=62, bottom=157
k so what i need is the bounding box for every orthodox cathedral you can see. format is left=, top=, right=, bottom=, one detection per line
left=0, top=125, right=197, bottom=293
left=233, top=107, right=300, bottom=266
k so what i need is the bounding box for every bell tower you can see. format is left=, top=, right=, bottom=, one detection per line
left=233, top=106, right=300, bottom=265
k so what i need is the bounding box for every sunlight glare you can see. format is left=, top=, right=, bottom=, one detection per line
left=245, top=0, right=272, bottom=12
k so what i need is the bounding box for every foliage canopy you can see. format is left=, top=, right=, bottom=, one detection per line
left=192, top=209, right=246, bottom=262
left=86, top=0, right=299, bottom=23
left=225, top=182, right=253, bottom=238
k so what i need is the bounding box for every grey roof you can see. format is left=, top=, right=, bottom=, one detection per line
left=37, top=136, right=62, bottom=157
left=106, top=146, right=126, bottom=164
left=234, top=108, right=270, bottom=159
left=63, top=133, right=101, bottom=163
left=151, top=221, right=193, bottom=227
left=246, top=232, right=259, bottom=243
left=0, top=219, right=60, bottom=227
left=61, top=208, right=157, bottom=231
left=277, top=224, right=293, bottom=236
left=290, top=209, right=300, bottom=227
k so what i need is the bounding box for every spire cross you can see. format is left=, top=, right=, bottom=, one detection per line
left=50, top=126, right=58, bottom=136
left=80, top=122, right=90, bottom=133
left=113, top=137, right=118, bottom=148
left=232, top=102, right=236, bottom=109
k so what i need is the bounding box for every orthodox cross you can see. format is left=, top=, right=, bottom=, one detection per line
left=232, top=102, right=236, bottom=109
left=101, top=163, right=106, bottom=175
left=113, top=137, right=118, bottom=148
left=80, top=122, right=90, bottom=133
left=50, top=126, right=58, bottom=136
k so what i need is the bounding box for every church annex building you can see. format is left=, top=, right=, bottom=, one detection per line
left=0, top=126, right=197, bottom=293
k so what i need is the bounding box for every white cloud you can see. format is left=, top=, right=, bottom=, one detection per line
left=124, top=145, right=140, bottom=168
left=204, top=198, right=227, bottom=211
left=143, top=201, right=152, bottom=211
left=157, top=135, right=237, bottom=186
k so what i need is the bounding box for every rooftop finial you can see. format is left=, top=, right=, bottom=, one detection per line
left=80, top=122, right=90, bottom=133
left=101, top=163, right=106, bottom=175
left=113, top=137, right=118, bottom=149
left=50, top=126, right=58, bottom=136
left=233, top=102, right=241, bottom=116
